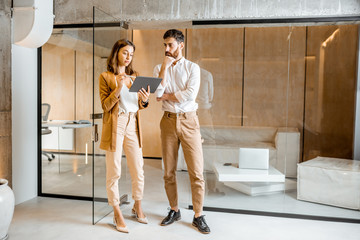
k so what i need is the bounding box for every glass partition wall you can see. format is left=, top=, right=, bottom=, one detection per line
left=190, top=26, right=304, bottom=212
left=187, top=24, right=360, bottom=220
left=132, top=23, right=360, bottom=221
left=40, top=7, right=130, bottom=224
left=41, top=26, right=94, bottom=198
left=93, top=7, right=130, bottom=224
left=41, top=20, right=360, bottom=223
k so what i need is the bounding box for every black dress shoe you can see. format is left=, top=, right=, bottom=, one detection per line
left=192, top=215, right=210, bottom=234
left=160, top=209, right=181, bottom=226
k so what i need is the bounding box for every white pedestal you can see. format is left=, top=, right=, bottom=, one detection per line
left=224, top=179, right=297, bottom=196
left=213, top=162, right=285, bottom=182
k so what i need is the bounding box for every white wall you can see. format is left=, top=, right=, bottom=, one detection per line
left=11, top=44, right=38, bottom=205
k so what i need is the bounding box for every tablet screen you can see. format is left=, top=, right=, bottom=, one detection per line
left=129, top=76, right=162, bottom=93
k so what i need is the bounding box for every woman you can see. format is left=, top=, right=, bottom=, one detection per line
left=99, top=39, right=150, bottom=233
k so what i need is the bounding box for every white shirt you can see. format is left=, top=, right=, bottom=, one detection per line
left=196, top=68, right=214, bottom=110
left=153, top=57, right=201, bottom=113
left=117, top=80, right=139, bottom=114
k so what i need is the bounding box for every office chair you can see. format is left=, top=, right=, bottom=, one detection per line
left=42, top=103, right=55, bottom=161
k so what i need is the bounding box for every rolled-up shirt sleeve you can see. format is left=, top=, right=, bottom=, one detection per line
left=174, top=64, right=200, bottom=103
left=153, top=64, right=165, bottom=97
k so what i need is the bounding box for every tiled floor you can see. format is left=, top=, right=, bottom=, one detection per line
left=8, top=197, right=360, bottom=240
left=41, top=155, right=360, bottom=220
left=7, top=154, right=360, bottom=240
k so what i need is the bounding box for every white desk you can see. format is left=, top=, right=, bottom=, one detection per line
left=42, top=120, right=92, bottom=151
left=42, top=120, right=92, bottom=129
left=42, top=120, right=93, bottom=173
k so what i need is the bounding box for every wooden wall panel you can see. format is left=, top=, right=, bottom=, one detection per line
left=133, top=29, right=185, bottom=158
left=243, top=27, right=306, bottom=131
left=187, top=28, right=244, bottom=126
left=93, top=57, right=108, bottom=155
left=41, top=25, right=358, bottom=162
left=303, top=25, right=358, bottom=161
left=43, top=45, right=108, bottom=155
left=42, top=43, right=75, bottom=121
left=75, top=51, right=93, bottom=154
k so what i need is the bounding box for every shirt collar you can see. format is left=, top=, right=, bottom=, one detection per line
left=177, top=57, right=185, bottom=64
left=173, top=57, right=185, bottom=66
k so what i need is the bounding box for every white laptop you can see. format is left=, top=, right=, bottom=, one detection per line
left=238, top=148, right=269, bottom=170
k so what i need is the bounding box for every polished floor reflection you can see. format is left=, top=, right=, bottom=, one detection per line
left=42, top=154, right=360, bottom=220
left=10, top=197, right=360, bottom=240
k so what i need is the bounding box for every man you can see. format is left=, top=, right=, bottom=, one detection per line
left=154, top=29, right=210, bottom=234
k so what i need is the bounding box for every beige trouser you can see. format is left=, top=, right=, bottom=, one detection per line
left=106, top=112, right=144, bottom=207
left=160, top=111, right=205, bottom=213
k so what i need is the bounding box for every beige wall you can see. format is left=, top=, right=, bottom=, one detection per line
left=187, top=28, right=244, bottom=126
left=74, top=50, right=93, bottom=154
left=42, top=44, right=94, bottom=154
left=93, top=57, right=108, bottom=155
left=243, top=27, right=306, bottom=130
left=42, top=44, right=75, bottom=121
left=303, top=25, right=358, bottom=161
left=41, top=25, right=359, bottom=161
left=186, top=26, right=357, bottom=162
left=186, top=27, right=306, bottom=130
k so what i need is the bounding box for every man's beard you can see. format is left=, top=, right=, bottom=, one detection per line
left=165, top=46, right=180, bottom=59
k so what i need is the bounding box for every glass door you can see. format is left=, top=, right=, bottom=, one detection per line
left=92, top=6, right=130, bottom=224
left=41, top=26, right=94, bottom=198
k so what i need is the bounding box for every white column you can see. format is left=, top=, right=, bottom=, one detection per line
left=12, top=44, right=38, bottom=204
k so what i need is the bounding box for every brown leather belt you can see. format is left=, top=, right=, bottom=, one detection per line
left=164, top=111, right=197, bottom=119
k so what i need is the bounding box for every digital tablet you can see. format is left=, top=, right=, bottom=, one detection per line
left=129, top=76, right=162, bottom=93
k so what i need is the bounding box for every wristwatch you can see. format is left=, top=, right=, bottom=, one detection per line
left=141, top=99, right=149, bottom=106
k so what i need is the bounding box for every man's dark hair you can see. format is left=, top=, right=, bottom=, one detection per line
left=163, top=29, right=184, bottom=43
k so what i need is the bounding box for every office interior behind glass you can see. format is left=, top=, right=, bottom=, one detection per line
left=40, top=22, right=360, bottom=222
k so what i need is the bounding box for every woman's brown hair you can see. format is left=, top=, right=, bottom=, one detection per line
left=107, top=39, right=137, bottom=75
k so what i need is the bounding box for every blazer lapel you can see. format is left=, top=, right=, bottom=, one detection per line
left=107, top=72, right=117, bottom=91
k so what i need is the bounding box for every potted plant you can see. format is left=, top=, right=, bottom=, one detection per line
left=0, top=179, right=15, bottom=240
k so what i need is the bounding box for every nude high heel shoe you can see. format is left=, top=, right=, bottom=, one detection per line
left=113, top=216, right=129, bottom=233
left=132, top=208, right=148, bottom=224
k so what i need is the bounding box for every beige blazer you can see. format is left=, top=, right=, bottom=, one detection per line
left=99, top=71, right=148, bottom=152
